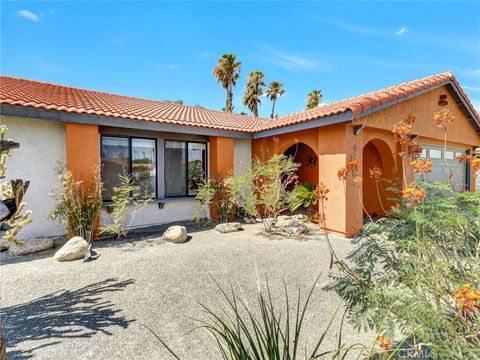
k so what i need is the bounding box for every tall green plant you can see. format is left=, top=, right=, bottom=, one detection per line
left=233, top=154, right=299, bottom=233
left=100, top=173, right=149, bottom=239
left=50, top=166, right=102, bottom=243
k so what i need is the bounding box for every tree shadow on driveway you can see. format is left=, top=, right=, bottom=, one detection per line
left=1, top=278, right=135, bottom=359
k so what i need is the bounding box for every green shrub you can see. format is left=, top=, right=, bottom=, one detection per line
left=232, top=154, right=299, bottom=233
left=100, top=173, right=150, bottom=239
left=50, top=166, right=102, bottom=243
left=326, top=182, right=480, bottom=358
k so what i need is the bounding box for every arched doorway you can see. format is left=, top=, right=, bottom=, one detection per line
left=362, top=139, right=396, bottom=218
left=284, top=142, right=319, bottom=187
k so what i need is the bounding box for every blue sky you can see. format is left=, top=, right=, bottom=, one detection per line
left=2, top=1, right=479, bottom=118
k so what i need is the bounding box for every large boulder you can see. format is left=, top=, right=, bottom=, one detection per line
left=162, top=226, right=188, bottom=244
left=8, top=238, right=54, bottom=256
left=54, top=236, right=89, bottom=262
left=215, top=222, right=243, bottom=234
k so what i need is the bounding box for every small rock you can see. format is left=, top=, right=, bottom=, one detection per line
left=215, top=222, right=243, bottom=234
left=8, top=238, right=54, bottom=256
left=163, top=226, right=188, bottom=244
left=243, top=217, right=257, bottom=224
left=286, top=219, right=309, bottom=235
left=54, top=236, right=89, bottom=262
left=0, top=240, right=10, bottom=252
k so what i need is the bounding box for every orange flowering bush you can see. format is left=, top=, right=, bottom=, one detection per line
left=376, top=336, right=393, bottom=352
left=337, top=160, right=359, bottom=181
left=392, top=113, right=417, bottom=156
left=453, top=284, right=480, bottom=312
left=368, top=166, right=382, bottom=181
left=408, top=140, right=424, bottom=158
left=410, top=158, right=433, bottom=175
left=434, top=109, right=455, bottom=128
left=327, top=110, right=480, bottom=358
left=402, top=184, right=426, bottom=207
left=458, top=154, right=480, bottom=176
left=314, top=183, right=330, bottom=228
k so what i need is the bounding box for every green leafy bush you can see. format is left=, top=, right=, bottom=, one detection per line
left=326, top=182, right=480, bottom=358
left=232, top=154, right=299, bottom=233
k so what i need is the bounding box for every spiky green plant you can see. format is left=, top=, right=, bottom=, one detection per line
left=144, top=278, right=371, bottom=360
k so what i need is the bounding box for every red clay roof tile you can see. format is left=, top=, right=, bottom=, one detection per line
left=1, top=72, right=478, bottom=134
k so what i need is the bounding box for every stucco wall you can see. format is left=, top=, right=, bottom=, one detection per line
left=234, top=139, right=251, bottom=175
left=1, top=116, right=67, bottom=239
left=357, top=85, right=480, bottom=190
left=100, top=199, right=202, bottom=229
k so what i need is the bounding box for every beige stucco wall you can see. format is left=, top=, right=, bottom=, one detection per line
left=1, top=116, right=67, bottom=239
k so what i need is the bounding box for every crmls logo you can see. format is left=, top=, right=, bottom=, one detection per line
left=396, top=348, right=437, bottom=359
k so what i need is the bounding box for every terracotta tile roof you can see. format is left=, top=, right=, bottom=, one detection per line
left=0, top=76, right=268, bottom=133
left=260, top=71, right=479, bottom=132
left=1, top=72, right=478, bottom=134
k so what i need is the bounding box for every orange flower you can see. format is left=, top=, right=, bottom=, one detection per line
left=369, top=167, right=383, bottom=181
left=314, top=183, right=330, bottom=201
left=402, top=184, right=426, bottom=207
left=346, top=160, right=358, bottom=171
left=404, top=113, right=417, bottom=125
left=410, top=158, right=432, bottom=174
left=408, top=141, right=424, bottom=157
left=376, top=336, right=393, bottom=352
left=353, top=176, right=362, bottom=186
left=392, top=122, right=412, bottom=144
left=452, top=284, right=480, bottom=312
left=458, top=154, right=480, bottom=175
left=337, top=167, right=348, bottom=180
left=434, top=109, right=454, bottom=128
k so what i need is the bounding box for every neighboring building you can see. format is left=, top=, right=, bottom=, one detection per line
left=1, top=72, right=479, bottom=239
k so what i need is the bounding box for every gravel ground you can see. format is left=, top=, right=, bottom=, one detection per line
left=1, top=218, right=372, bottom=360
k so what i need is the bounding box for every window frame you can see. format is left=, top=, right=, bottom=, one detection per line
left=100, top=135, right=158, bottom=201
left=164, top=140, right=208, bottom=198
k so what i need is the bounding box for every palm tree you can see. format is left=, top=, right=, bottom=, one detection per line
left=306, top=90, right=323, bottom=109
left=243, top=71, right=265, bottom=117
left=266, top=81, right=285, bottom=119
left=212, top=54, right=241, bottom=113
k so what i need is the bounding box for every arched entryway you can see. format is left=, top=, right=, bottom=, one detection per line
left=362, top=139, right=396, bottom=218
left=284, top=142, right=319, bottom=186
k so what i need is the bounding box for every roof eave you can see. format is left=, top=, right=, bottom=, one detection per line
left=352, top=80, right=480, bottom=133
left=0, top=104, right=254, bottom=139
left=252, top=111, right=353, bottom=139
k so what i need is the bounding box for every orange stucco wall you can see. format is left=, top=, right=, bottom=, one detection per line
left=66, top=123, right=100, bottom=188
left=209, top=136, right=234, bottom=177
left=356, top=85, right=480, bottom=190
left=251, top=126, right=360, bottom=237
left=251, top=85, right=479, bottom=238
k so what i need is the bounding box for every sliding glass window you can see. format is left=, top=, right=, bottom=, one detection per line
left=164, top=141, right=207, bottom=197
left=101, top=136, right=157, bottom=200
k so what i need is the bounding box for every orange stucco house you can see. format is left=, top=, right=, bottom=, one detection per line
left=1, top=72, right=479, bottom=239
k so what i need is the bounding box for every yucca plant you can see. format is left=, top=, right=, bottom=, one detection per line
left=144, top=277, right=370, bottom=360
